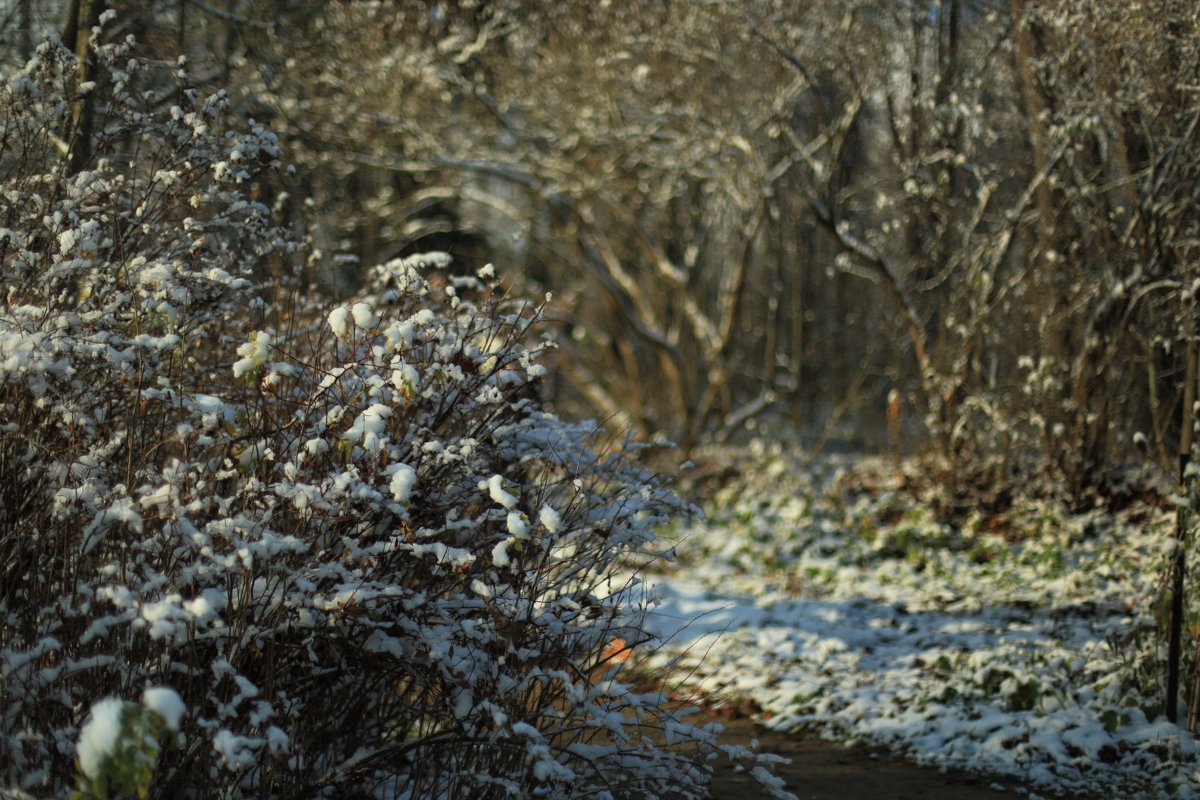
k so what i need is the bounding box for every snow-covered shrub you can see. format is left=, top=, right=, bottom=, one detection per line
left=0, top=28, right=791, bottom=800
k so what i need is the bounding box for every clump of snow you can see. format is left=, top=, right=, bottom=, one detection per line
left=142, top=686, right=186, bottom=731
left=232, top=330, right=272, bottom=377
left=81, top=498, right=143, bottom=554
left=486, top=474, right=518, bottom=509
left=539, top=504, right=562, bottom=534
left=492, top=538, right=515, bottom=567
left=351, top=301, right=378, bottom=330
left=401, top=251, right=452, bottom=271
left=388, top=463, right=417, bottom=502
left=343, top=403, right=392, bottom=453
left=213, top=729, right=258, bottom=769
left=327, top=306, right=351, bottom=339
left=506, top=511, right=529, bottom=538
left=77, top=698, right=127, bottom=779
left=391, top=362, right=419, bottom=393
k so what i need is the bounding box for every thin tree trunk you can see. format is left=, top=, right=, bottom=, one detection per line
left=1009, top=0, right=1056, bottom=268
left=65, top=0, right=105, bottom=174
left=61, top=0, right=82, bottom=54
left=1010, top=0, right=1073, bottom=377
left=18, top=0, right=32, bottom=61
left=1169, top=331, right=1195, bottom=723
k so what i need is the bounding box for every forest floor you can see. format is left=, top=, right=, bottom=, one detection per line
left=636, top=449, right=1200, bottom=799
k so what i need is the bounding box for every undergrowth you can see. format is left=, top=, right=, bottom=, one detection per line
left=0, top=27, right=793, bottom=800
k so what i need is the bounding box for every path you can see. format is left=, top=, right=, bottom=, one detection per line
left=703, top=713, right=1068, bottom=800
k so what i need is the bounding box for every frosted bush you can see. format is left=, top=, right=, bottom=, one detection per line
left=0, top=27, right=791, bottom=800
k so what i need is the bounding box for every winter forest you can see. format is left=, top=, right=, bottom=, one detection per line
left=2, top=1, right=1200, bottom=798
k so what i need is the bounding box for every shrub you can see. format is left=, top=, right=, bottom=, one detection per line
left=0, top=25, right=793, bottom=800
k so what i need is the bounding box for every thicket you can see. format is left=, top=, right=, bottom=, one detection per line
left=11, top=2, right=1194, bottom=505
left=0, top=28, right=793, bottom=799
left=147, top=0, right=1196, bottom=503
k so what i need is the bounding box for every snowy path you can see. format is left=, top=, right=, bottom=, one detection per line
left=698, top=711, right=1046, bottom=800
left=646, top=577, right=1185, bottom=798
left=639, top=456, right=1200, bottom=799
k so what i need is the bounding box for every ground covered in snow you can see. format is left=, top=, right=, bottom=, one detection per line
left=640, top=449, right=1199, bottom=799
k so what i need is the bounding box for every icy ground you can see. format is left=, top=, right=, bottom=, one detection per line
left=640, top=452, right=1200, bottom=799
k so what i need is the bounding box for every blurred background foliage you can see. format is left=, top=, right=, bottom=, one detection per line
left=6, top=0, right=1199, bottom=501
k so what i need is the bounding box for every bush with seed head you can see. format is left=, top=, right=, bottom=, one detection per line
left=0, top=27, right=793, bottom=800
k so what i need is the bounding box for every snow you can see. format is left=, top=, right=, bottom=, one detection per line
left=81, top=498, right=143, bottom=554
left=189, top=393, right=236, bottom=429
left=506, top=511, right=529, bottom=538
left=644, top=453, right=1198, bottom=799
left=77, top=698, right=126, bottom=778
left=213, top=729, right=259, bottom=769
left=57, top=228, right=80, bottom=255
left=400, top=251, right=452, bottom=271
left=539, top=504, right=562, bottom=534
left=182, top=590, right=224, bottom=622
left=232, top=330, right=272, bottom=377
left=143, top=687, right=186, bottom=731
left=486, top=474, right=518, bottom=509
left=266, top=726, right=289, bottom=754
left=492, top=538, right=515, bottom=568
left=510, top=721, right=541, bottom=738
left=388, top=463, right=417, bottom=502
left=343, top=403, right=392, bottom=453
left=532, top=754, right=576, bottom=783
left=351, top=302, right=378, bottom=330
left=391, top=363, right=419, bottom=393
left=327, top=306, right=351, bottom=339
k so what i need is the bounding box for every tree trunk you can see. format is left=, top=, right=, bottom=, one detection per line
left=65, top=0, right=106, bottom=174
left=1010, top=0, right=1071, bottom=364
left=1009, top=0, right=1057, bottom=271
left=18, top=0, right=32, bottom=61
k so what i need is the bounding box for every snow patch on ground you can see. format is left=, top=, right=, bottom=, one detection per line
left=644, top=454, right=1199, bottom=799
